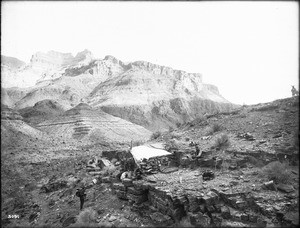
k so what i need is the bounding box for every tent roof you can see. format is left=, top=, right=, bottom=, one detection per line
left=130, top=144, right=171, bottom=161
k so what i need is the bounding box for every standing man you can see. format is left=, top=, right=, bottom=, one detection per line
left=75, top=186, right=86, bottom=210
left=291, top=85, right=299, bottom=97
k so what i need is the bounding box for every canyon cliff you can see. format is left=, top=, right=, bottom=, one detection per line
left=2, top=50, right=238, bottom=131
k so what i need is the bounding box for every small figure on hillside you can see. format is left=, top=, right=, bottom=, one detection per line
left=75, top=186, right=87, bottom=210
left=125, top=158, right=136, bottom=171
left=195, top=144, right=200, bottom=156
left=291, top=86, right=299, bottom=97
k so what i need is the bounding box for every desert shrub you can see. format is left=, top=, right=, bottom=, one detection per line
left=132, top=140, right=144, bottom=147
left=101, top=165, right=117, bottom=176
left=151, top=131, right=162, bottom=140
left=71, top=208, right=98, bottom=227
left=174, top=215, right=192, bottom=227
left=260, top=161, right=292, bottom=184
left=238, top=113, right=247, bottom=118
left=188, top=116, right=208, bottom=127
left=164, top=139, right=179, bottom=152
left=214, top=134, right=230, bottom=150
left=247, top=155, right=264, bottom=167
left=212, top=123, right=223, bottom=132
left=214, top=150, right=231, bottom=170
left=170, top=132, right=181, bottom=140
left=176, top=122, right=181, bottom=128
left=205, top=123, right=223, bottom=136
left=221, top=160, right=230, bottom=171
left=169, top=126, right=174, bottom=132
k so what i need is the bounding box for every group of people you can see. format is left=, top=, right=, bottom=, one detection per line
left=74, top=142, right=203, bottom=210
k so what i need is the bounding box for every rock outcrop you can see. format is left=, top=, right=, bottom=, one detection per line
left=18, top=99, right=65, bottom=125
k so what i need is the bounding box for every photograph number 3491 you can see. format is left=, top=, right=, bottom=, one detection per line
left=8, top=214, right=20, bottom=219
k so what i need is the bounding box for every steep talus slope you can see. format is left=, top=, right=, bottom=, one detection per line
left=36, top=103, right=152, bottom=143
left=1, top=106, right=53, bottom=150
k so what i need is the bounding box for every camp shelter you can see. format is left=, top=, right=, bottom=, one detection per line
left=130, top=144, right=172, bottom=164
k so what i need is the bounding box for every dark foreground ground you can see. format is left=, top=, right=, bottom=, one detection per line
left=1, top=96, right=299, bottom=227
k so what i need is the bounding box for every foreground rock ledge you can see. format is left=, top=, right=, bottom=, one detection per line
left=112, top=169, right=298, bottom=227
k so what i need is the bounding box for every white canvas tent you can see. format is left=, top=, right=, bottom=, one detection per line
left=130, top=144, right=172, bottom=164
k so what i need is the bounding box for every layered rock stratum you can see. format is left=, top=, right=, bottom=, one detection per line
left=36, top=103, right=152, bottom=143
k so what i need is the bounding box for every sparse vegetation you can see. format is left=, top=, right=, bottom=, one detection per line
left=238, top=113, right=247, bottom=118
left=214, top=150, right=231, bottom=170
left=214, top=134, right=230, bottom=150
left=176, top=122, right=181, bottom=128
left=221, top=160, right=230, bottom=171
left=132, top=140, right=145, bottom=147
left=187, top=116, right=208, bottom=127
left=260, top=161, right=292, bottom=184
left=205, top=123, right=223, bottom=136
left=169, top=126, right=174, bottom=132
left=170, top=132, right=181, bottom=140
left=247, top=155, right=264, bottom=167
left=151, top=131, right=162, bottom=140
left=164, top=139, right=179, bottom=152
left=101, top=165, right=118, bottom=177
left=72, top=207, right=98, bottom=227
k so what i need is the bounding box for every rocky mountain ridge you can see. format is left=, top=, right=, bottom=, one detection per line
left=2, top=50, right=238, bottom=130
left=1, top=55, right=26, bottom=70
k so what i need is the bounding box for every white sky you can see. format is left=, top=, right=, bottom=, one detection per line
left=1, top=1, right=299, bottom=105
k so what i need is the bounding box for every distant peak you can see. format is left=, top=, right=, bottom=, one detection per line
left=47, top=50, right=73, bottom=56
left=75, top=49, right=92, bottom=56
left=104, top=55, right=118, bottom=61
left=103, top=55, right=126, bottom=66
left=72, top=103, right=92, bottom=110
